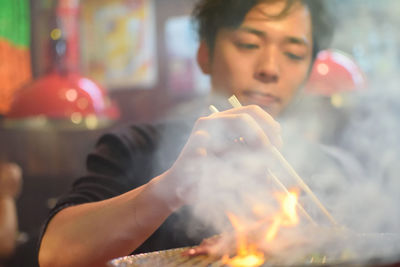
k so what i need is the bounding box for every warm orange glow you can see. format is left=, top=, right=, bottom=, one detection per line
left=223, top=190, right=300, bottom=267
left=222, top=252, right=265, bottom=267
left=223, top=213, right=265, bottom=267
left=265, top=190, right=299, bottom=242
left=281, top=190, right=299, bottom=225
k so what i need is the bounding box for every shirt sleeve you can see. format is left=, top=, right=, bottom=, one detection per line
left=37, top=123, right=160, bottom=250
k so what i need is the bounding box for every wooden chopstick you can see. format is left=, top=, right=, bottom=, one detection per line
left=268, top=146, right=338, bottom=226
left=209, top=102, right=318, bottom=226
left=209, top=105, right=219, bottom=114
left=226, top=95, right=338, bottom=226
left=267, top=169, right=317, bottom=225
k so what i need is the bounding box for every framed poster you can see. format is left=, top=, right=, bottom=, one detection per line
left=80, top=0, right=157, bottom=89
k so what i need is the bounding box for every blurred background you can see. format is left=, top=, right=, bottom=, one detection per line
left=1, top=0, right=400, bottom=266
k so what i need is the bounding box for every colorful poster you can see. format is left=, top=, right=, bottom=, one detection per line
left=81, top=0, right=157, bottom=89
left=0, top=0, right=32, bottom=114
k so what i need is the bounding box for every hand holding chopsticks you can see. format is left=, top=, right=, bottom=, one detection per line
left=210, top=95, right=338, bottom=227
left=167, top=101, right=283, bottom=207
left=208, top=104, right=283, bottom=149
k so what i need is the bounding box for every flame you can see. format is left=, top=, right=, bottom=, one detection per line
left=265, top=189, right=299, bottom=242
left=222, top=213, right=265, bottom=267
left=223, top=189, right=299, bottom=267
left=222, top=252, right=265, bottom=267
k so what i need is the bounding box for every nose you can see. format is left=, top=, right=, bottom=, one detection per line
left=254, top=46, right=280, bottom=83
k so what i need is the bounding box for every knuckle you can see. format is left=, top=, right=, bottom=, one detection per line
left=237, top=113, right=253, bottom=123
left=195, top=116, right=210, bottom=128
left=197, top=116, right=208, bottom=123
left=251, top=104, right=264, bottom=113
left=195, top=147, right=207, bottom=157
left=193, top=130, right=209, bottom=139
left=247, top=104, right=264, bottom=115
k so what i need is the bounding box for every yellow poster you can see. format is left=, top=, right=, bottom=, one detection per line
left=81, top=0, right=157, bottom=89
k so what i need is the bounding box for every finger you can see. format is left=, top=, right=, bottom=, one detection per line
left=180, top=129, right=210, bottom=158
left=196, top=113, right=272, bottom=151
left=211, top=105, right=282, bottom=148
left=182, top=246, right=209, bottom=257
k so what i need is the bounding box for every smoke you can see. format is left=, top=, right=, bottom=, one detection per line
left=164, top=88, right=400, bottom=263
left=152, top=0, right=400, bottom=264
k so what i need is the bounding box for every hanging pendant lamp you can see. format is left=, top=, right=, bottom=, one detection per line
left=5, top=0, right=119, bottom=130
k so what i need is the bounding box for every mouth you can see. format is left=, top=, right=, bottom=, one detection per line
left=240, top=90, right=281, bottom=109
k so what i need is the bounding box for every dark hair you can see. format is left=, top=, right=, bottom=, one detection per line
left=192, top=0, right=334, bottom=59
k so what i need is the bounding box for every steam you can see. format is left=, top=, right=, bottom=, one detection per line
left=155, top=88, right=400, bottom=263
left=151, top=0, right=400, bottom=264
left=164, top=90, right=400, bottom=263
left=156, top=83, right=399, bottom=263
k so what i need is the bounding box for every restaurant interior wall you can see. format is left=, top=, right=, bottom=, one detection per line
left=1, top=0, right=198, bottom=266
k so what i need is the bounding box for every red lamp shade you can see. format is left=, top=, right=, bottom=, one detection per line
left=6, top=71, right=119, bottom=121
left=305, top=49, right=367, bottom=96
left=4, top=0, right=120, bottom=129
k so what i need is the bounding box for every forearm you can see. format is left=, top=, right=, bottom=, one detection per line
left=39, top=173, right=182, bottom=267
left=0, top=197, right=18, bottom=259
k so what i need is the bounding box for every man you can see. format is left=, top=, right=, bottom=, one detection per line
left=39, top=0, right=334, bottom=266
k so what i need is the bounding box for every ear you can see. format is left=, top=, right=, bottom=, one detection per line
left=197, top=41, right=211, bottom=74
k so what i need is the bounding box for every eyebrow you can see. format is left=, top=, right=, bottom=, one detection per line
left=237, top=26, right=310, bottom=47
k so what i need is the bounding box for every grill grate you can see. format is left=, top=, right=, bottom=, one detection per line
left=108, top=246, right=400, bottom=267
left=108, top=247, right=226, bottom=267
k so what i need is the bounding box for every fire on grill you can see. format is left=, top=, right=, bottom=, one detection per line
left=108, top=225, right=400, bottom=267
left=187, top=189, right=301, bottom=267
left=107, top=173, right=400, bottom=267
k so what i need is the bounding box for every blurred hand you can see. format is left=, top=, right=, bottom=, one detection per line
left=181, top=104, right=281, bottom=157
left=162, top=105, right=282, bottom=207
left=0, top=162, right=22, bottom=199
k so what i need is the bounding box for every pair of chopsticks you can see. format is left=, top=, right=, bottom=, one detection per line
left=209, top=95, right=338, bottom=227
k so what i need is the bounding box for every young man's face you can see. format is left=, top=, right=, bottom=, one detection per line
left=198, top=1, right=313, bottom=117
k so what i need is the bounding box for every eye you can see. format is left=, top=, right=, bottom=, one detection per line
left=285, top=52, right=305, bottom=61
left=236, top=43, right=259, bottom=50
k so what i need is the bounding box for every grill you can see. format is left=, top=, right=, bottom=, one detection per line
left=108, top=247, right=225, bottom=267
left=107, top=246, right=400, bottom=267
